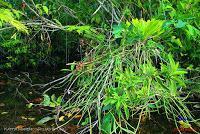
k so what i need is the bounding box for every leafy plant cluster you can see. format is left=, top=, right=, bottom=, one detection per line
left=1, top=0, right=200, bottom=134
left=37, top=18, right=198, bottom=133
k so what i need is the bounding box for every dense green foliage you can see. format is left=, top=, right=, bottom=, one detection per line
left=1, top=0, right=200, bottom=133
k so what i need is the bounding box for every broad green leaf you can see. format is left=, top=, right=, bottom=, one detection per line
left=185, top=24, right=200, bottom=39
left=112, top=23, right=124, bottom=38
left=42, top=94, right=50, bottom=106
left=37, top=116, right=53, bottom=125
left=101, top=113, right=113, bottom=134
left=102, top=104, right=112, bottom=111
left=51, top=94, right=56, bottom=102
left=56, top=96, right=62, bottom=105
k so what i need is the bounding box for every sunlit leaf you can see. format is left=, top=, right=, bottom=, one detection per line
left=27, top=103, right=33, bottom=109
left=42, top=6, right=49, bottom=15
left=59, top=116, right=65, bottom=121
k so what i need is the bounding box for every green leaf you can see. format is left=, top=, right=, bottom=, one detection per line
left=102, top=113, right=113, bottom=134
left=27, top=103, right=34, bottom=108
left=42, top=94, right=50, bottom=106
left=116, top=101, right=121, bottom=112
left=172, top=70, right=187, bottom=75
left=185, top=24, right=200, bottom=39
left=42, top=6, right=49, bottom=15
left=123, top=105, right=129, bottom=120
left=37, top=116, right=53, bottom=125
left=81, top=117, right=89, bottom=126
left=0, top=9, right=28, bottom=33
left=51, top=94, right=56, bottom=102
left=36, top=4, right=42, bottom=9
left=0, top=1, right=12, bottom=8
left=49, top=102, right=56, bottom=107
left=56, top=96, right=62, bottom=105
left=112, top=23, right=124, bottom=38
left=175, top=20, right=186, bottom=28
left=102, top=105, right=112, bottom=111
left=171, top=36, right=182, bottom=47
left=71, top=64, right=75, bottom=71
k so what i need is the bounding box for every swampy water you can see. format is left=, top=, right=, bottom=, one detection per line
left=0, top=71, right=199, bottom=134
